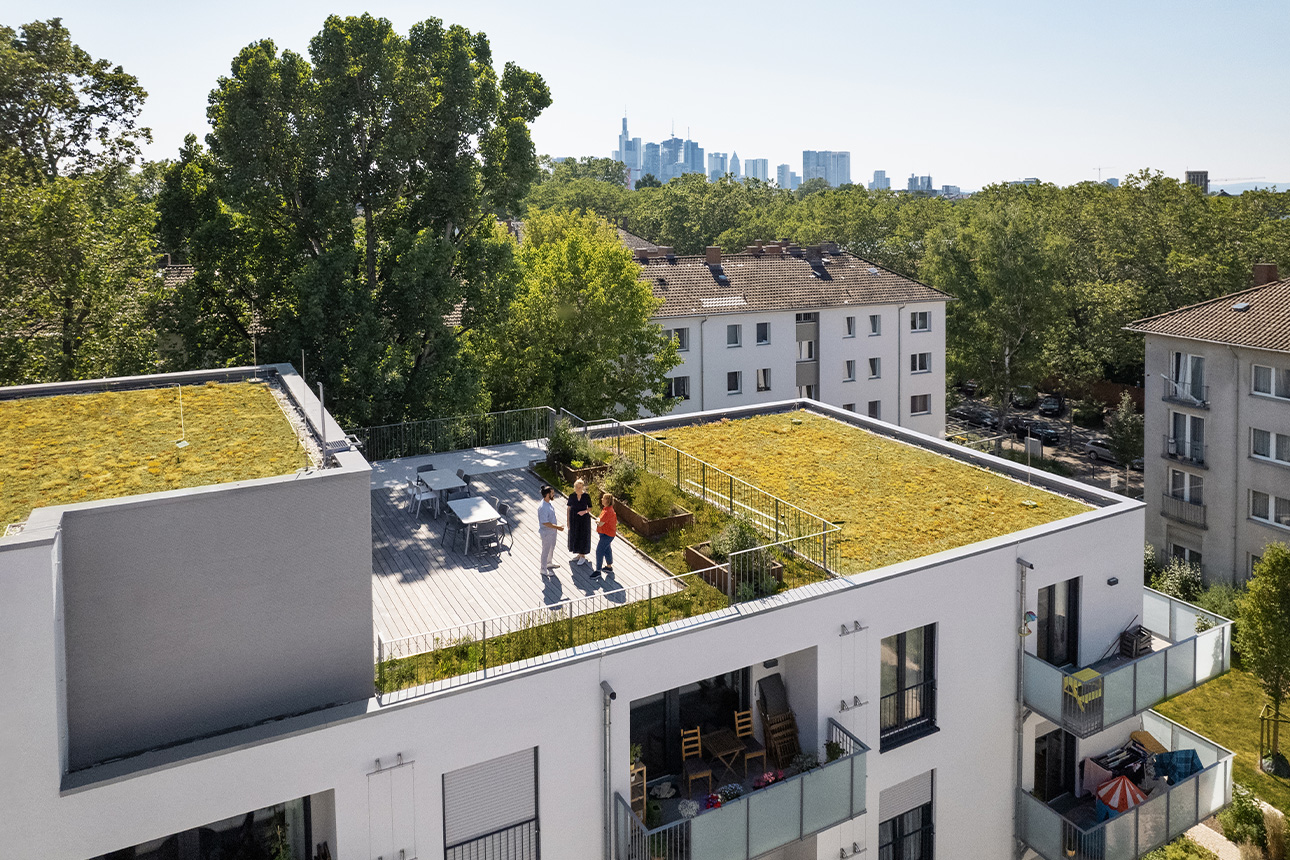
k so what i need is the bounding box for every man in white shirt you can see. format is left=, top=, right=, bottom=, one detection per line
left=538, top=484, right=564, bottom=578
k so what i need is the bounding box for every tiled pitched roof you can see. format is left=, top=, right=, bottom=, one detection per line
left=618, top=228, right=660, bottom=252
left=641, top=250, right=951, bottom=318
left=1125, top=279, right=1290, bottom=353
left=160, top=264, right=195, bottom=290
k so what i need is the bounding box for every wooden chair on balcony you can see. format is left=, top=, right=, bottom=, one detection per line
left=681, top=727, right=712, bottom=797
left=734, top=709, right=766, bottom=777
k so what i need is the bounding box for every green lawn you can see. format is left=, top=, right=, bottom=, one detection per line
left=0, top=381, right=309, bottom=526
left=1155, top=668, right=1290, bottom=815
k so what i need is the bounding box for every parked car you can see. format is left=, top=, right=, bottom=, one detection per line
left=1038, top=394, right=1066, bottom=417
left=1008, top=418, right=1060, bottom=446
left=950, top=402, right=997, bottom=429
left=1010, top=386, right=1039, bottom=409
left=1083, top=437, right=1143, bottom=470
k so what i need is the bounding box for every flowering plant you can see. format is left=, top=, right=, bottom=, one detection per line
left=703, top=793, right=722, bottom=809
left=678, top=799, right=700, bottom=819
left=753, top=769, right=785, bottom=790
left=717, top=783, right=744, bottom=802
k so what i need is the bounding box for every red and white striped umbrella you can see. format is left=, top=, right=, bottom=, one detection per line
left=1096, top=775, right=1146, bottom=812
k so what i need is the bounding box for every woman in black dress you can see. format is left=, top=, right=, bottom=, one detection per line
left=566, top=478, right=593, bottom=565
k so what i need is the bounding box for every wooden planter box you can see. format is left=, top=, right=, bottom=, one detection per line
left=614, top=499, right=693, bottom=539
left=684, top=541, right=783, bottom=595
left=553, top=460, right=609, bottom=486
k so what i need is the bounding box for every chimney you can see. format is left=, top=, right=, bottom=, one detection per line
left=765, top=244, right=783, bottom=257
left=705, top=246, right=721, bottom=266
left=158, top=253, right=171, bottom=268
left=635, top=248, right=651, bottom=262
left=657, top=246, right=674, bottom=257
left=1254, top=262, right=1279, bottom=286
left=746, top=245, right=764, bottom=256
left=754, top=239, right=765, bottom=247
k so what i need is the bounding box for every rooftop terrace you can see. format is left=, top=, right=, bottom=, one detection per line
left=0, top=379, right=311, bottom=528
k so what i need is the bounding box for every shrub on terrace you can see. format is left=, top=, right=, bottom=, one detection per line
left=1151, top=557, right=1204, bottom=603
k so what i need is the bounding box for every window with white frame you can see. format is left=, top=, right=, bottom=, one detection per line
left=1252, top=428, right=1290, bottom=465
left=910, top=394, right=930, bottom=415
left=868, top=400, right=881, bottom=419
left=1252, top=490, right=1290, bottom=527
left=869, top=314, right=882, bottom=335
left=727, top=324, right=741, bottom=347
left=727, top=371, right=742, bottom=394
left=756, top=321, right=770, bottom=345
left=1170, top=469, right=1204, bottom=504
left=665, top=376, right=690, bottom=401
left=845, top=316, right=857, bottom=337
left=845, top=360, right=856, bottom=381
left=911, top=352, right=931, bottom=373
left=664, top=327, right=690, bottom=351
left=1171, top=544, right=1203, bottom=569
left=795, top=312, right=818, bottom=322
left=869, top=357, right=881, bottom=378
left=756, top=368, right=771, bottom=392
left=910, top=311, right=930, bottom=332
left=1169, top=351, right=1206, bottom=401
left=1253, top=364, right=1290, bottom=399
left=1169, top=412, right=1206, bottom=464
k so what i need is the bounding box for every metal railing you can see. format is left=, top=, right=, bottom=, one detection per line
left=613, top=719, right=868, bottom=860
left=1160, top=493, right=1207, bottom=529
left=1018, top=711, right=1234, bottom=860
left=446, top=819, right=538, bottom=860
left=1023, top=589, right=1231, bottom=738
left=1162, top=436, right=1206, bottom=467
left=588, top=418, right=840, bottom=573
left=1162, top=378, right=1209, bottom=409
left=348, top=407, right=556, bottom=463
left=879, top=680, right=937, bottom=746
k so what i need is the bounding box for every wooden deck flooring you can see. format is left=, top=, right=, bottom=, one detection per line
left=371, top=468, right=683, bottom=642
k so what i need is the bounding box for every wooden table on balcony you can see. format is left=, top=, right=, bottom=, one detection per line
left=705, top=728, right=744, bottom=781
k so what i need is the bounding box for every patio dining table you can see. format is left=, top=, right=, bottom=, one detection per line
left=705, top=727, right=744, bottom=781
left=446, top=497, right=500, bottom=555
left=413, top=472, right=466, bottom=518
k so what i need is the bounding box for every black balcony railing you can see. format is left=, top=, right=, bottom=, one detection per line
left=1161, top=493, right=1207, bottom=529
left=880, top=679, right=937, bottom=748
left=1163, top=435, right=1206, bottom=467
left=1162, top=378, right=1209, bottom=409
left=447, top=819, right=538, bottom=860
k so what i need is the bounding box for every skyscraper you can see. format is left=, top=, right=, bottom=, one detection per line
left=729, top=152, right=741, bottom=180
left=612, top=116, right=643, bottom=187
left=709, top=152, right=729, bottom=182
left=801, top=151, right=851, bottom=187
left=907, top=174, right=933, bottom=193
left=776, top=163, right=791, bottom=189
left=643, top=143, right=661, bottom=180
left=683, top=139, right=705, bottom=176
left=869, top=170, right=890, bottom=191
left=745, top=159, right=769, bottom=182
left=1185, top=170, right=1210, bottom=194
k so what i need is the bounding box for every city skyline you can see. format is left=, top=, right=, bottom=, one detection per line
left=12, top=0, right=1289, bottom=190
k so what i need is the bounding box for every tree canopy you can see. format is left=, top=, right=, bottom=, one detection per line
left=1238, top=543, right=1290, bottom=759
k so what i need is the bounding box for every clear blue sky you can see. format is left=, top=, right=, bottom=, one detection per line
left=6, top=0, right=1288, bottom=189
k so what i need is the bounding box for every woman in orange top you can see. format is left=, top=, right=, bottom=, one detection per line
left=592, top=492, right=617, bottom=579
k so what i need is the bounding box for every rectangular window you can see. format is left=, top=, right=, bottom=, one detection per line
left=868, top=400, right=881, bottom=420
left=869, top=357, right=881, bottom=378
left=911, top=352, right=931, bottom=373
left=1170, top=469, right=1204, bottom=504
left=910, top=311, right=930, bottom=332
left=845, top=360, right=856, bottom=381
left=1169, top=412, right=1206, bottom=464
left=665, top=376, right=690, bottom=401
left=1250, top=491, right=1290, bottom=528
left=727, top=371, right=742, bottom=394
left=880, top=625, right=936, bottom=749
left=1171, top=545, right=1203, bottom=570
left=756, top=368, right=771, bottom=392
left=878, top=802, right=934, bottom=860
left=1253, top=364, right=1290, bottom=399
left=797, top=340, right=816, bottom=361
left=910, top=394, right=930, bottom=415
left=795, top=312, right=818, bottom=322
left=726, top=324, right=741, bottom=347
left=869, top=314, right=882, bottom=335
left=843, top=403, right=856, bottom=412
left=756, top=321, right=770, bottom=345
left=845, top=316, right=857, bottom=337
left=664, top=327, right=690, bottom=352
left=1170, top=351, right=1206, bottom=401
left=1252, top=428, right=1290, bottom=465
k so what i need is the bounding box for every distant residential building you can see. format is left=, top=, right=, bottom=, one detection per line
left=1008, top=177, right=1040, bottom=186
left=745, top=158, right=769, bottom=182
left=940, top=185, right=961, bottom=197
left=802, top=150, right=851, bottom=186
left=1185, top=170, right=1210, bottom=194
left=869, top=170, right=890, bottom=191
left=729, top=151, right=741, bottom=180
left=907, top=174, right=933, bottom=193
left=708, top=152, right=728, bottom=182
left=1127, top=263, right=1288, bottom=585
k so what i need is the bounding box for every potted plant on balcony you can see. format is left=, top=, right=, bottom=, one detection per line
left=686, top=517, right=783, bottom=596
left=604, top=458, right=694, bottom=538
left=546, top=418, right=609, bottom=485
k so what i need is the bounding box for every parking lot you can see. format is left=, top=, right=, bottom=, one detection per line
left=946, top=395, right=1145, bottom=500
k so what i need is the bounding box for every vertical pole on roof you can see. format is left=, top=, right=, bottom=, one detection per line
left=1014, top=556, right=1034, bottom=859
left=317, top=383, right=326, bottom=464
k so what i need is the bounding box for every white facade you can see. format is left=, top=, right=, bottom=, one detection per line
left=660, top=303, right=947, bottom=437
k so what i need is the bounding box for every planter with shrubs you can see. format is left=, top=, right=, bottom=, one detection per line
left=686, top=517, right=782, bottom=599
left=602, top=457, right=693, bottom=538
left=546, top=418, right=609, bottom=485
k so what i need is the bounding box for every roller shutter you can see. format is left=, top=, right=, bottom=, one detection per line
left=443, top=748, right=537, bottom=849
left=879, top=770, right=933, bottom=822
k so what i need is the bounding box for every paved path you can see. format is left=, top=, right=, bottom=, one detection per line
left=1185, top=822, right=1241, bottom=860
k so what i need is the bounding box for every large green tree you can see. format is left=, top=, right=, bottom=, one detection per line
left=1238, top=543, right=1290, bottom=763
left=479, top=209, right=679, bottom=419
left=159, top=14, right=551, bottom=425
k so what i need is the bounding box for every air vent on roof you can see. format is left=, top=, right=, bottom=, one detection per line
left=716, top=274, right=729, bottom=285
left=867, top=267, right=878, bottom=274
left=1232, top=302, right=1251, bottom=312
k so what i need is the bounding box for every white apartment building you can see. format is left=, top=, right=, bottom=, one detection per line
left=0, top=366, right=1234, bottom=860
left=1128, top=265, right=1290, bottom=584
left=642, top=241, right=950, bottom=437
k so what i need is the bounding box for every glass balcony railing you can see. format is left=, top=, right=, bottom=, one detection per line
left=1023, top=589, right=1231, bottom=738
left=614, top=719, right=868, bottom=860
left=1018, top=711, right=1234, bottom=860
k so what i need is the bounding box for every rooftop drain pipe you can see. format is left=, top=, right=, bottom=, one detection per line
left=601, top=679, right=616, bottom=860
left=1014, top=556, right=1034, bottom=859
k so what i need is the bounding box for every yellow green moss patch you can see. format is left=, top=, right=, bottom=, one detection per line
left=0, top=382, right=310, bottom=527
left=656, top=411, right=1093, bottom=574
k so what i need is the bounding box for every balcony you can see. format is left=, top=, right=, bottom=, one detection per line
left=1018, top=711, right=1234, bottom=860
left=1163, top=436, right=1207, bottom=468
left=614, top=720, right=868, bottom=860
left=1160, top=493, right=1207, bottom=529
left=1162, top=378, right=1209, bottom=410
left=1023, top=589, right=1231, bottom=738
